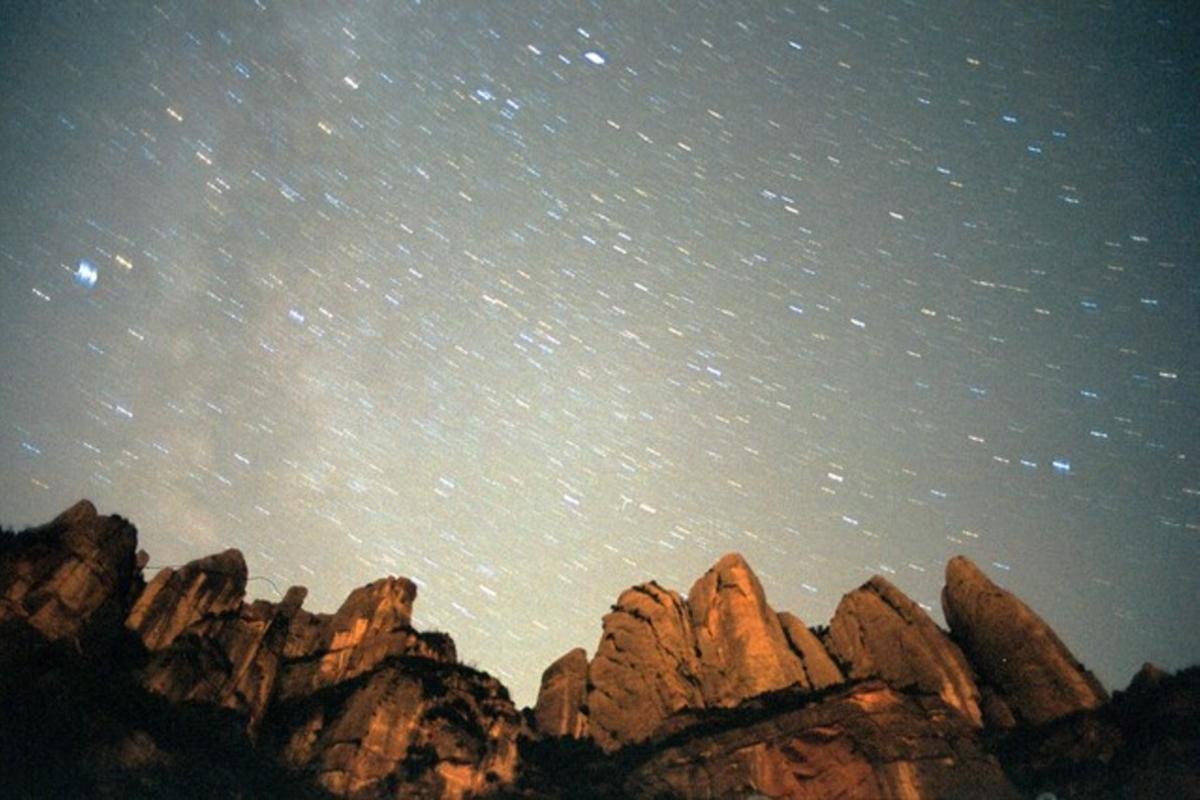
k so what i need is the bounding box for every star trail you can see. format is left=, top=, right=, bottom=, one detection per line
left=1, top=1, right=1197, bottom=705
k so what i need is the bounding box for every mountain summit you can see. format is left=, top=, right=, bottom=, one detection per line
left=1, top=501, right=1196, bottom=798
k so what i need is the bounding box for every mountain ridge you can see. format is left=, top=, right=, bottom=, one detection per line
left=1, top=499, right=1196, bottom=798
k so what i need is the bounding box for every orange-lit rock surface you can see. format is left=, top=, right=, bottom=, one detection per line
left=2, top=501, right=1196, bottom=800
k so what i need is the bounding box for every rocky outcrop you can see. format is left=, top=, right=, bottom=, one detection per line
left=942, top=555, right=1108, bottom=725
left=138, top=588, right=307, bottom=727
left=126, top=548, right=249, bottom=650
left=0, top=501, right=523, bottom=798
left=0, top=499, right=138, bottom=642
left=278, top=575, right=448, bottom=701
left=534, top=648, right=589, bottom=738
left=586, top=581, right=704, bottom=750
left=829, top=575, right=983, bottom=727
left=275, top=659, right=521, bottom=799
left=777, top=611, right=843, bottom=690
left=625, top=681, right=1019, bottom=800
left=565, top=553, right=849, bottom=751
left=3, top=501, right=1198, bottom=799
left=687, top=553, right=808, bottom=705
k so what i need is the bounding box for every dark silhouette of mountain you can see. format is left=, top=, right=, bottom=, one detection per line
left=1, top=500, right=1196, bottom=798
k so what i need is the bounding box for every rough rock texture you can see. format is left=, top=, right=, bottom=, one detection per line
left=278, top=575, right=444, bottom=701
left=533, top=648, right=589, bottom=738
left=0, top=499, right=138, bottom=642
left=687, top=553, right=808, bottom=705
left=777, top=611, right=844, bottom=690
left=126, top=548, right=250, bottom=650
left=138, top=587, right=307, bottom=727
left=942, top=555, right=1108, bottom=725
left=583, top=554, right=848, bottom=750
left=274, top=659, right=522, bottom=800
left=0, top=501, right=523, bottom=799
left=586, top=581, right=704, bottom=751
left=3, top=502, right=1199, bottom=799
left=829, top=575, right=983, bottom=727
left=625, top=681, right=1019, bottom=800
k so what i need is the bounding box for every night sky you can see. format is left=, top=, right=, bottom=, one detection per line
left=2, top=1, right=1197, bottom=707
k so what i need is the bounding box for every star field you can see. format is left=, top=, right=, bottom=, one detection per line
left=2, top=1, right=1198, bottom=705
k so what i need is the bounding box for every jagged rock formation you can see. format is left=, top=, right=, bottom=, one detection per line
left=2, top=501, right=1197, bottom=800
left=273, top=659, right=519, bottom=799
left=548, top=553, right=844, bottom=751
left=127, top=548, right=250, bottom=650
left=0, top=499, right=139, bottom=642
left=0, top=500, right=522, bottom=798
left=776, top=611, right=843, bottom=690
left=942, top=555, right=1108, bottom=726
left=586, top=581, right=704, bottom=750
left=828, top=575, right=983, bottom=726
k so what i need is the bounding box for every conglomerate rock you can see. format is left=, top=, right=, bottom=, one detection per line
left=0, top=500, right=522, bottom=798
left=274, top=658, right=522, bottom=800
left=686, top=553, right=809, bottom=705
left=776, top=611, right=844, bottom=690
left=586, top=581, right=704, bottom=751
left=2, top=501, right=1197, bottom=799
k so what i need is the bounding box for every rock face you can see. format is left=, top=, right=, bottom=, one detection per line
left=829, top=575, right=983, bottom=727
left=534, top=648, right=589, bottom=738
left=572, top=554, right=848, bottom=751
left=0, top=500, right=523, bottom=798
left=275, top=660, right=521, bottom=800
left=586, top=581, right=704, bottom=750
left=127, top=548, right=250, bottom=650
left=626, top=681, right=1019, bottom=800
left=687, top=553, right=809, bottom=705
left=0, top=499, right=138, bottom=642
left=777, top=611, right=844, bottom=689
left=3, top=502, right=1197, bottom=800
left=942, top=555, right=1108, bottom=725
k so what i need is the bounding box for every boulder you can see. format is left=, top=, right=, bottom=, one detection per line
left=942, top=556, right=1107, bottom=725
left=829, top=576, right=982, bottom=726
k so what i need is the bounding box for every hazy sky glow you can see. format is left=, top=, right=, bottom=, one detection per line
left=2, top=1, right=1197, bottom=705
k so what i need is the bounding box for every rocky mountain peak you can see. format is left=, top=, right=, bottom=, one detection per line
left=687, top=551, right=808, bottom=706
left=538, top=552, right=848, bottom=751
left=829, top=573, right=983, bottom=727
left=3, top=503, right=1195, bottom=799
left=1, top=497, right=138, bottom=642
left=942, top=554, right=1108, bottom=725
